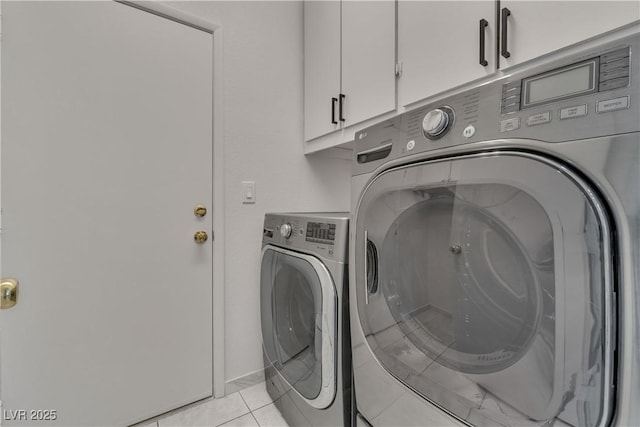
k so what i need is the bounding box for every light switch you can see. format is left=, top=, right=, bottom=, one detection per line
left=242, top=181, right=256, bottom=204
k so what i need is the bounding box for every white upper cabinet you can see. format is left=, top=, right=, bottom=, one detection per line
left=341, top=1, right=396, bottom=129
left=398, top=1, right=497, bottom=108
left=304, top=1, right=341, bottom=141
left=304, top=1, right=396, bottom=142
left=305, top=1, right=638, bottom=149
left=499, top=1, right=640, bottom=69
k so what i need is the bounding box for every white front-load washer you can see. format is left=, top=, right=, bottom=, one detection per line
left=350, top=24, right=639, bottom=427
left=261, top=212, right=352, bottom=426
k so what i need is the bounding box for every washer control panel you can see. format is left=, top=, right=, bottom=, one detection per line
left=352, top=27, right=639, bottom=176
left=500, top=46, right=632, bottom=133
left=500, top=47, right=629, bottom=115
left=262, top=213, right=349, bottom=262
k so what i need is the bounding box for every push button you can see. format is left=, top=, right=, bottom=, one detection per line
left=600, top=57, right=630, bottom=72
left=598, top=47, right=630, bottom=93
left=502, top=81, right=521, bottom=93
left=406, top=140, right=415, bottom=151
left=501, top=104, right=520, bottom=114
left=501, top=94, right=520, bottom=106
left=501, top=81, right=521, bottom=114
left=597, top=96, right=629, bottom=113
left=463, top=124, right=476, bottom=138
left=560, top=104, right=588, bottom=120
left=526, top=111, right=551, bottom=127
left=600, top=47, right=630, bottom=63
left=501, top=87, right=521, bottom=100
left=599, top=77, right=630, bottom=91
left=500, top=117, right=520, bottom=133
left=599, top=68, right=630, bottom=82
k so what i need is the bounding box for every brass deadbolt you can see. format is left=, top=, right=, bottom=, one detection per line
left=1, top=278, right=18, bottom=309
left=194, top=230, right=208, bottom=244
left=194, top=205, right=207, bottom=218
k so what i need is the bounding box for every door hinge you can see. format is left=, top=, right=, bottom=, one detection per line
left=395, top=62, right=403, bottom=77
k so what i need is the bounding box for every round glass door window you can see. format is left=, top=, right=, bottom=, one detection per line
left=379, top=187, right=546, bottom=374
left=261, top=248, right=324, bottom=401
left=357, top=153, right=613, bottom=426
left=273, top=264, right=317, bottom=375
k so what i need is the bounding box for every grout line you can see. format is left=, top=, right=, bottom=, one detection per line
left=238, top=382, right=275, bottom=413
left=237, top=390, right=249, bottom=408
left=212, top=392, right=251, bottom=427
left=215, top=411, right=254, bottom=427
left=145, top=394, right=214, bottom=426
left=237, top=391, right=253, bottom=416
left=249, top=410, right=261, bottom=427
left=251, top=399, right=276, bottom=413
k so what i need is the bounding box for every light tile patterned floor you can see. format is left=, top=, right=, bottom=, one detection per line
left=136, top=382, right=290, bottom=427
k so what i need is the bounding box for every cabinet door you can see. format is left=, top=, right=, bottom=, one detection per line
left=341, top=1, right=396, bottom=127
left=304, top=1, right=341, bottom=141
left=398, top=1, right=496, bottom=108
left=499, top=1, right=640, bottom=68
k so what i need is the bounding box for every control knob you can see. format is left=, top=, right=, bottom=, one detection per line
left=280, top=223, right=293, bottom=238
left=422, top=108, right=453, bottom=139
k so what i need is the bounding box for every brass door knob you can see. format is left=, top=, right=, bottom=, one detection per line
left=194, top=231, right=208, bottom=244
left=194, top=205, right=207, bottom=218
left=1, top=278, right=19, bottom=309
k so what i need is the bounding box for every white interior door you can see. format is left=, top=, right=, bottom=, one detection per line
left=0, top=2, right=213, bottom=425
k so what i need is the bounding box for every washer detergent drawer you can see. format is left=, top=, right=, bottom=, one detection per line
left=354, top=152, right=615, bottom=427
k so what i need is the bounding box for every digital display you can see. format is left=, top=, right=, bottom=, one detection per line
left=306, top=222, right=336, bottom=243
left=523, top=60, right=597, bottom=108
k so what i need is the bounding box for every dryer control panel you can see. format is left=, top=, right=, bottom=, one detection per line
left=353, top=25, right=640, bottom=176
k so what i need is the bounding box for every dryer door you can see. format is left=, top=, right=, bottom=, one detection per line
left=354, top=152, right=615, bottom=427
left=260, top=245, right=338, bottom=409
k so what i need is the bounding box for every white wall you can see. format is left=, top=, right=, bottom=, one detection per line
left=164, top=1, right=352, bottom=385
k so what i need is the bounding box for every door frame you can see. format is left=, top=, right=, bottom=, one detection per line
left=0, top=0, right=227, bottom=399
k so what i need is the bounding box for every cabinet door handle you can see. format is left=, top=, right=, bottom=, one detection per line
left=501, top=7, right=511, bottom=59
left=339, top=93, right=346, bottom=122
left=331, top=97, right=338, bottom=124
left=479, top=18, right=489, bottom=66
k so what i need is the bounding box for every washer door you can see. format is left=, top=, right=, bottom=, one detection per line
left=260, top=245, right=337, bottom=409
left=355, top=152, right=614, bottom=426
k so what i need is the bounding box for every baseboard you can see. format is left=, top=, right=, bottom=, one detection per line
left=225, top=368, right=265, bottom=395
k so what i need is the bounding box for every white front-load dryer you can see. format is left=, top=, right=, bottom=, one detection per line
left=350, top=24, right=639, bottom=427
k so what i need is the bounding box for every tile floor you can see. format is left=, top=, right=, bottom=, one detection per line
left=136, top=381, right=290, bottom=427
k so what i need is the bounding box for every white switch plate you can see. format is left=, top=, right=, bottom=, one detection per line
left=242, top=181, right=256, bottom=204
